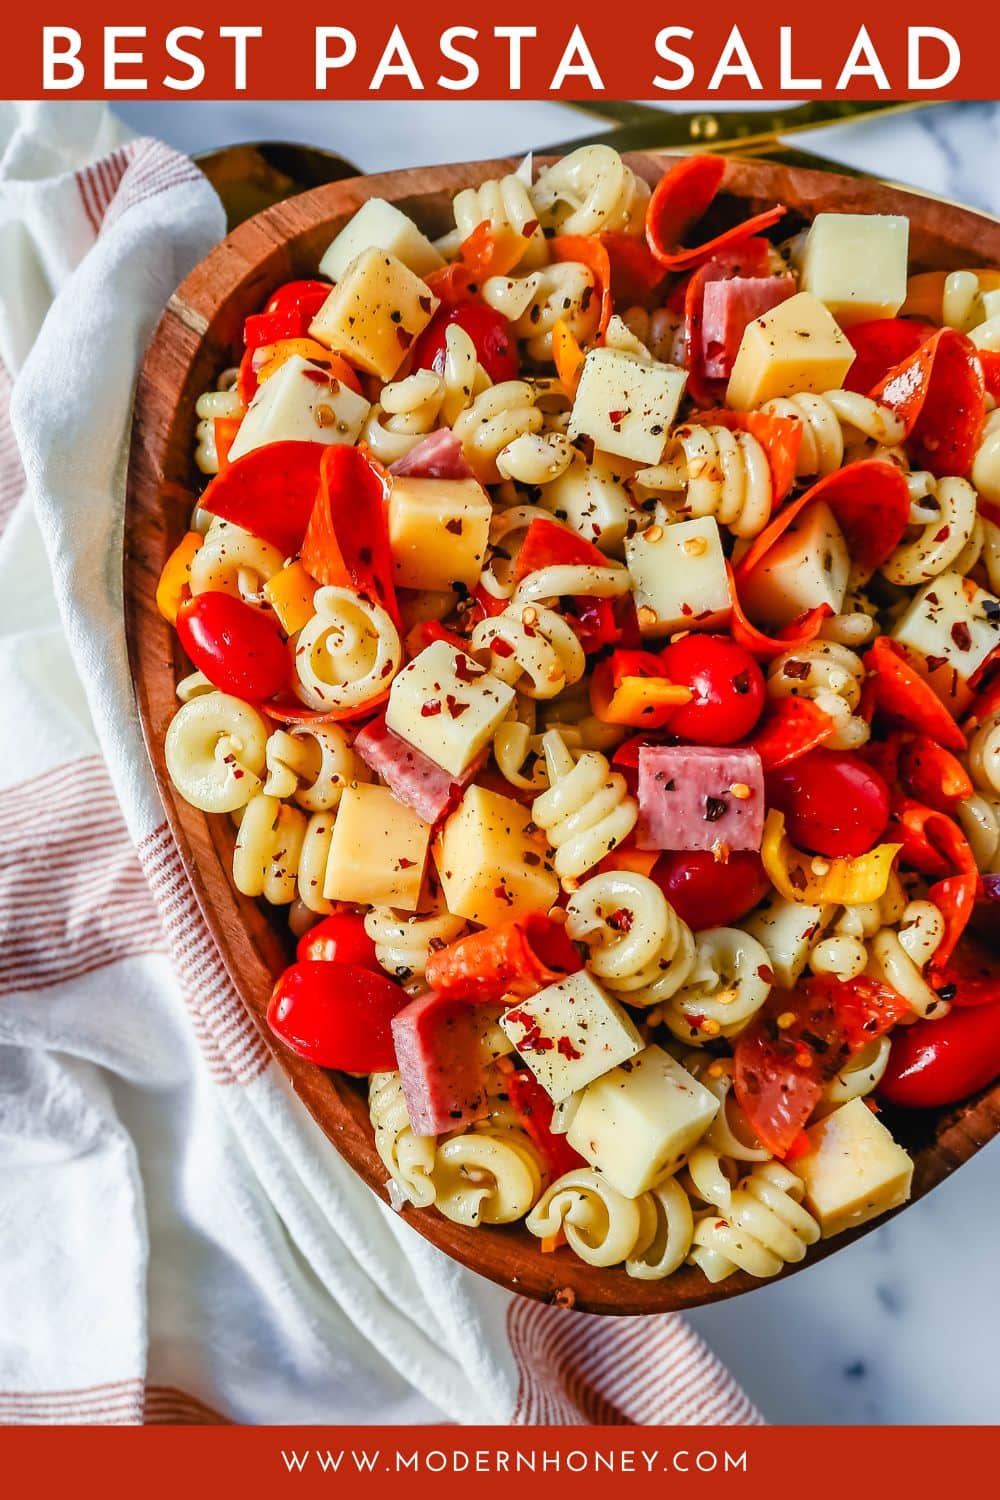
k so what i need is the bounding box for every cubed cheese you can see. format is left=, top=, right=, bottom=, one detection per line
left=743, top=895, right=832, bottom=988
left=566, top=1045, right=720, bottom=1196
left=434, top=784, right=558, bottom=925
left=309, top=248, right=438, bottom=381
left=319, top=198, right=444, bottom=283
left=738, top=501, right=850, bottom=629
left=500, top=972, right=644, bottom=1104
left=388, top=475, right=491, bottom=591
left=541, top=453, right=635, bottom=556
left=323, top=783, right=430, bottom=911
left=625, top=516, right=731, bottom=637
left=386, top=640, right=515, bottom=777
left=725, top=292, right=856, bottom=410
left=569, top=348, right=687, bottom=465
left=892, top=570, right=1000, bottom=714
left=227, top=354, right=370, bottom=462
left=792, top=1097, right=914, bottom=1239
left=801, top=213, right=909, bottom=326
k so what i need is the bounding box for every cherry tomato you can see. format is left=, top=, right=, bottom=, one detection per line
left=265, top=279, right=332, bottom=321
left=766, top=749, right=890, bottom=859
left=656, top=634, right=765, bottom=745
left=176, top=591, right=289, bottom=702
left=652, top=849, right=769, bottom=931
left=296, top=912, right=381, bottom=971
left=267, top=961, right=405, bottom=1071
left=411, top=302, right=518, bottom=385
left=879, top=999, right=1000, bottom=1108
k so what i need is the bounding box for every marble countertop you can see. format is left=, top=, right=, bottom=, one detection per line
left=115, top=97, right=1000, bottom=1427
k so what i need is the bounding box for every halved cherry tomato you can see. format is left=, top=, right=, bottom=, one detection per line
left=296, top=912, right=380, bottom=971
left=880, top=998, right=1000, bottom=1109
left=265, top=279, right=332, bottom=321
left=411, top=301, right=518, bottom=385
left=505, top=1066, right=586, bottom=1177
left=267, top=961, right=405, bottom=1072
left=656, top=634, right=765, bottom=745
left=652, top=849, right=769, bottom=932
left=765, top=749, right=890, bottom=859
left=176, top=591, right=289, bottom=701
left=931, top=931, right=1000, bottom=1008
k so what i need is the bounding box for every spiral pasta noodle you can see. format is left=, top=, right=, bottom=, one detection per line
left=957, top=708, right=1000, bottom=872
left=526, top=1166, right=694, bottom=1279
left=972, top=408, right=1000, bottom=507
left=193, top=369, right=242, bottom=475
left=431, top=1069, right=546, bottom=1227
left=882, top=477, right=981, bottom=586
left=190, top=519, right=285, bottom=606
left=482, top=263, right=600, bottom=362
left=532, top=730, right=638, bottom=881
left=232, top=793, right=336, bottom=911
left=867, top=899, right=949, bottom=1019
left=682, top=1055, right=771, bottom=1164
left=262, top=723, right=364, bottom=811
left=767, top=640, right=869, bottom=751
left=664, top=927, right=774, bottom=1044
left=471, top=601, right=586, bottom=700
left=687, top=1162, right=821, bottom=1283
left=165, top=691, right=268, bottom=814
left=620, top=304, right=684, bottom=365
left=441, top=168, right=548, bottom=268
left=292, top=587, right=402, bottom=713
left=531, top=145, right=650, bottom=238
left=565, top=870, right=697, bottom=1007
left=761, top=391, right=905, bottom=478
left=452, top=381, right=544, bottom=484
left=369, top=1071, right=438, bottom=1209
left=636, top=423, right=774, bottom=539
left=364, top=905, right=468, bottom=991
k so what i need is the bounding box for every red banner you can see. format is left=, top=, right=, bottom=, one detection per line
left=2, top=4, right=989, bottom=101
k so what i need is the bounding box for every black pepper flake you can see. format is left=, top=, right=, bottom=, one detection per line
left=705, top=796, right=727, bottom=822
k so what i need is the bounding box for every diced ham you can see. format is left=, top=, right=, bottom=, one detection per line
left=353, top=715, right=480, bottom=824
left=702, top=277, right=795, bottom=379
left=391, top=991, right=489, bottom=1136
left=635, top=744, right=765, bottom=853
left=389, top=429, right=474, bottom=480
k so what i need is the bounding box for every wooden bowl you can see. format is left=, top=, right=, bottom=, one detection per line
left=125, top=154, right=1000, bottom=1315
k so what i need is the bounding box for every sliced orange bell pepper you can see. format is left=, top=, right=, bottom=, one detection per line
left=263, top=560, right=319, bottom=635
left=424, top=911, right=580, bottom=1005
left=214, top=416, right=241, bottom=474
left=459, top=219, right=533, bottom=280
left=255, top=339, right=362, bottom=392
left=155, top=531, right=202, bottom=624
left=597, top=843, right=660, bottom=879
left=551, top=317, right=586, bottom=398
left=590, top=650, right=692, bottom=729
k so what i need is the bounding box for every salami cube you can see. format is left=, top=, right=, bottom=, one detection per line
left=635, top=744, right=765, bottom=853
left=354, top=715, right=480, bottom=825
left=391, top=992, right=490, bottom=1137
left=701, top=276, right=795, bottom=379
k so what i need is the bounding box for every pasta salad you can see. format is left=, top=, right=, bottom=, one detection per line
left=159, top=148, right=1000, bottom=1288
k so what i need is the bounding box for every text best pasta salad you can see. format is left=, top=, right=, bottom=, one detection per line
left=158, top=148, right=1000, bottom=1288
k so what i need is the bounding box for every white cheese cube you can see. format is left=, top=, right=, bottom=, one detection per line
left=569, top=349, right=687, bottom=465
left=743, top=896, right=832, bottom=988
left=792, top=1097, right=914, bottom=1239
left=324, top=783, right=431, bottom=911
left=319, top=198, right=444, bottom=283
left=802, top=213, right=909, bottom=326
left=726, top=292, right=856, bottom=410
left=434, top=784, right=558, bottom=925
left=892, top=571, right=1000, bottom=714
left=625, top=516, right=731, bottom=637
left=386, top=639, right=515, bottom=777
left=500, top=972, right=644, bottom=1104
left=227, top=355, right=370, bottom=462
left=541, top=452, right=636, bottom=556
left=567, top=1045, right=720, bottom=1196
left=309, top=248, right=438, bottom=381
left=738, top=501, right=850, bottom=629
left=388, top=475, right=491, bottom=591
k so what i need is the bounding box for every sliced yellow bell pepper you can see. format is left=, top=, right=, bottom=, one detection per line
left=552, top=317, right=586, bottom=398
left=256, top=338, right=348, bottom=383
left=902, top=268, right=1000, bottom=323
left=602, top=676, right=692, bottom=727
left=263, top=560, right=319, bottom=635
left=762, top=809, right=901, bottom=906
left=155, top=531, right=202, bottom=624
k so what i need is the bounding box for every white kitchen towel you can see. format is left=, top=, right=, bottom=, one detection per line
left=0, top=100, right=760, bottom=1428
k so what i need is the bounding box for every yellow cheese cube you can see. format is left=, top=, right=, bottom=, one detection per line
left=792, top=1097, right=914, bottom=1239
left=892, top=571, right=1000, bottom=715
left=802, top=213, right=909, bottom=326
left=319, top=198, right=444, bottom=283
left=500, top=972, right=644, bottom=1104
left=625, top=516, right=731, bottom=637
left=434, top=784, right=558, bottom=925
left=726, top=293, right=856, bottom=411
left=743, top=896, right=832, bottom=988
left=388, top=475, right=492, bottom=591
left=569, top=348, right=687, bottom=465
left=228, top=354, right=370, bottom=461
left=309, top=248, right=438, bottom=381
left=324, top=783, right=430, bottom=911
left=738, top=501, right=850, bottom=629
left=386, top=640, right=515, bottom=777
left=567, top=1045, right=719, bottom=1196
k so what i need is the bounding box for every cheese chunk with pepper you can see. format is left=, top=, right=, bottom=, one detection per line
left=891, top=570, right=1000, bottom=714
left=725, top=292, right=856, bottom=410
left=738, top=501, right=850, bottom=629
left=500, top=972, right=644, bottom=1104
left=743, top=895, right=832, bottom=988
left=309, top=248, right=438, bottom=381
left=386, top=640, right=515, bottom=777
left=802, top=213, right=909, bottom=326
left=319, top=198, right=444, bottom=283
left=323, top=783, right=430, bottom=911
left=569, top=348, right=687, bottom=465
left=227, top=355, right=370, bottom=462
left=434, top=784, right=557, bottom=925
left=388, top=475, right=492, bottom=591
left=792, top=1097, right=914, bottom=1239
left=567, top=1045, right=719, bottom=1196
left=625, top=516, right=731, bottom=637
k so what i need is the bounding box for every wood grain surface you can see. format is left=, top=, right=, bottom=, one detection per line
left=124, top=154, right=1000, bottom=1315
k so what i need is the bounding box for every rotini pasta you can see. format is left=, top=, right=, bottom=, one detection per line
left=957, top=707, right=1000, bottom=872
left=637, top=422, right=774, bottom=539
left=364, top=905, right=468, bottom=991
left=452, top=380, right=544, bottom=483
left=531, top=145, right=650, bottom=238
left=663, top=927, right=774, bottom=1044
left=164, top=691, right=268, bottom=813
left=565, top=870, right=696, bottom=1006
left=687, top=1162, right=821, bottom=1283
left=369, top=1071, right=438, bottom=1209
left=531, top=730, right=638, bottom=881
left=232, top=793, right=335, bottom=911
left=439, top=166, right=548, bottom=268
left=767, top=640, right=870, bottom=751
left=761, top=390, right=905, bottom=478
left=189, top=519, right=284, bottom=606
left=481, top=263, right=600, bottom=362
left=882, top=477, right=981, bottom=586
left=193, top=368, right=242, bottom=475
left=262, top=723, right=364, bottom=811
left=470, top=601, right=586, bottom=699
left=292, top=587, right=402, bottom=712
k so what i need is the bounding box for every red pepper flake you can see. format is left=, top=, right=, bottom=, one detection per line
left=607, top=907, right=634, bottom=933
left=608, top=408, right=630, bottom=426
left=397, top=858, right=416, bottom=869
left=493, top=884, right=514, bottom=906
left=445, top=694, right=470, bottom=718
left=418, top=295, right=432, bottom=315
left=933, top=526, right=951, bottom=543
left=421, top=699, right=442, bottom=717
left=521, top=218, right=540, bottom=239
left=490, top=637, right=516, bottom=658
left=757, top=964, right=775, bottom=984
left=454, top=654, right=479, bottom=681
left=951, top=620, right=973, bottom=652
left=925, top=653, right=948, bottom=673
left=782, top=659, right=810, bottom=681
left=396, top=326, right=414, bottom=349
left=445, top=518, right=463, bottom=536
left=557, top=1036, right=582, bottom=1060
